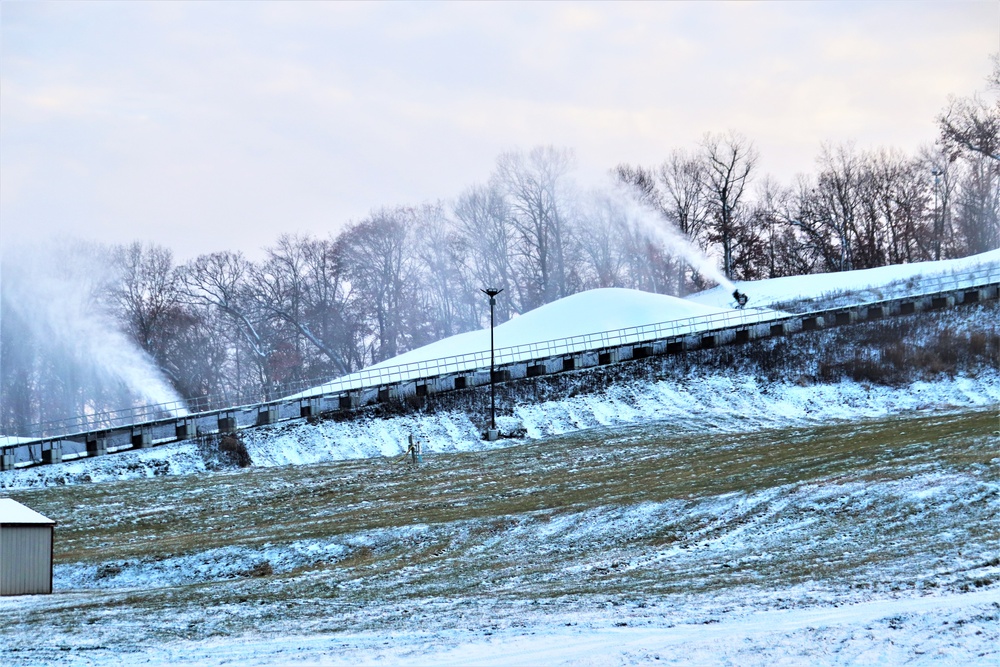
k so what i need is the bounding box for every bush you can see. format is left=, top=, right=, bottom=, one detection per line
left=219, top=434, right=252, bottom=468
left=239, top=560, right=273, bottom=578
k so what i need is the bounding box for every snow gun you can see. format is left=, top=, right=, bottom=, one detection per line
left=732, top=290, right=749, bottom=309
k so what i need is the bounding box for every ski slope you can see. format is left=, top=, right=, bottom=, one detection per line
left=296, top=249, right=1000, bottom=399
left=370, top=288, right=733, bottom=370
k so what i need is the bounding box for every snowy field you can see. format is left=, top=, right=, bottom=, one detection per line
left=1, top=251, right=999, bottom=665
left=2, top=408, right=998, bottom=666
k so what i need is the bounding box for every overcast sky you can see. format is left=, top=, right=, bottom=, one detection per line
left=2, top=1, right=997, bottom=261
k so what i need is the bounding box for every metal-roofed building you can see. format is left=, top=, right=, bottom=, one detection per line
left=0, top=498, right=55, bottom=595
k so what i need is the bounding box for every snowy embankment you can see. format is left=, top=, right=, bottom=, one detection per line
left=3, top=370, right=998, bottom=490
left=246, top=373, right=1000, bottom=468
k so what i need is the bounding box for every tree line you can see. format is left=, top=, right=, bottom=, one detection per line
left=2, top=64, right=998, bottom=433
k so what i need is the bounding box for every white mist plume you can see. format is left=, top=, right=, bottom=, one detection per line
left=609, top=181, right=736, bottom=293
left=1, top=239, right=187, bottom=420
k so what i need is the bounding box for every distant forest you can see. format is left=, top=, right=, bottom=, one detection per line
left=2, top=61, right=998, bottom=433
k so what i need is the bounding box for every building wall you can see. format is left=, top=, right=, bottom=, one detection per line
left=0, top=525, right=53, bottom=595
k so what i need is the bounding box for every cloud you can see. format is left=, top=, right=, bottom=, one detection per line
left=1, top=1, right=996, bottom=259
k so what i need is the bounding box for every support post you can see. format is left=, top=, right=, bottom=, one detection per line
left=481, top=287, right=503, bottom=441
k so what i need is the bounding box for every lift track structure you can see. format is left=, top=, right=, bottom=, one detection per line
left=2, top=271, right=999, bottom=471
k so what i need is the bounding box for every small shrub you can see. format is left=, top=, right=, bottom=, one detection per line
left=845, top=357, right=896, bottom=385
left=969, top=331, right=988, bottom=357
left=879, top=342, right=907, bottom=370
left=95, top=563, right=123, bottom=579
left=219, top=435, right=252, bottom=468
left=239, top=560, right=273, bottom=578
left=338, top=546, right=374, bottom=568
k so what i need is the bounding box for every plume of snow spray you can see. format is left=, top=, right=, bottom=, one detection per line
left=1, top=240, right=187, bottom=422
left=610, top=182, right=737, bottom=294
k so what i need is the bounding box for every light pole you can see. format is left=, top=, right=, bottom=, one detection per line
left=481, top=287, right=503, bottom=440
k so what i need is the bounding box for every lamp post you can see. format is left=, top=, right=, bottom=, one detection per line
left=481, top=287, right=503, bottom=440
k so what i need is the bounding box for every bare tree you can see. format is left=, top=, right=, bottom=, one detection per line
left=953, top=152, right=1000, bottom=254
left=613, top=164, right=661, bottom=208
left=108, top=242, right=224, bottom=395
left=613, top=163, right=677, bottom=293
left=700, top=131, right=758, bottom=279
left=936, top=57, right=1000, bottom=256
left=920, top=146, right=958, bottom=260
left=251, top=234, right=353, bottom=377
left=110, top=242, right=180, bottom=357
left=939, top=55, right=1000, bottom=163
left=412, top=203, right=474, bottom=342
left=658, top=150, right=709, bottom=291
left=452, top=183, right=518, bottom=322
left=299, top=235, right=363, bottom=375
left=814, top=142, right=864, bottom=271
left=750, top=176, right=801, bottom=279
left=341, top=208, right=417, bottom=363
left=575, top=190, right=630, bottom=289
left=178, top=251, right=275, bottom=394
left=784, top=174, right=841, bottom=273
left=871, top=148, right=931, bottom=265
left=494, top=146, right=575, bottom=309
left=615, top=157, right=713, bottom=294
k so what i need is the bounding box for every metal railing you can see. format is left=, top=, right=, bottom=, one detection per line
left=11, top=258, right=1000, bottom=442
left=10, top=306, right=777, bottom=439
left=20, top=374, right=345, bottom=439
left=285, top=307, right=779, bottom=399
left=770, top=261, right=1000, bottom=312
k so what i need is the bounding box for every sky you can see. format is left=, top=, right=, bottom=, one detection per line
left=1, top=1, right=998, bottom=261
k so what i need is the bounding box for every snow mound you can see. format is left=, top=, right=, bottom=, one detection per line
left=290, top=288, right=745, bottom=398
left=368, top=288, right=733, bottom=371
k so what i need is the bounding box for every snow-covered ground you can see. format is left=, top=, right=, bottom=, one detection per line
left=3, top=369, right=998, bottom=491
left=3, top=405, right=998, bottom=666
left=88, top=588, right=1000, bottom=666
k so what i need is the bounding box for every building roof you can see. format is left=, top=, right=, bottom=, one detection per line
left=0, top=498, right=55, bottom=525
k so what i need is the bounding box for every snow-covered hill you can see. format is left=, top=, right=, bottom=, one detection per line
left=292, top=288, right=751, bottom=398
left=374, top=288, right=733, bottom=369
left=296, top=249, right=999, bottom=400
